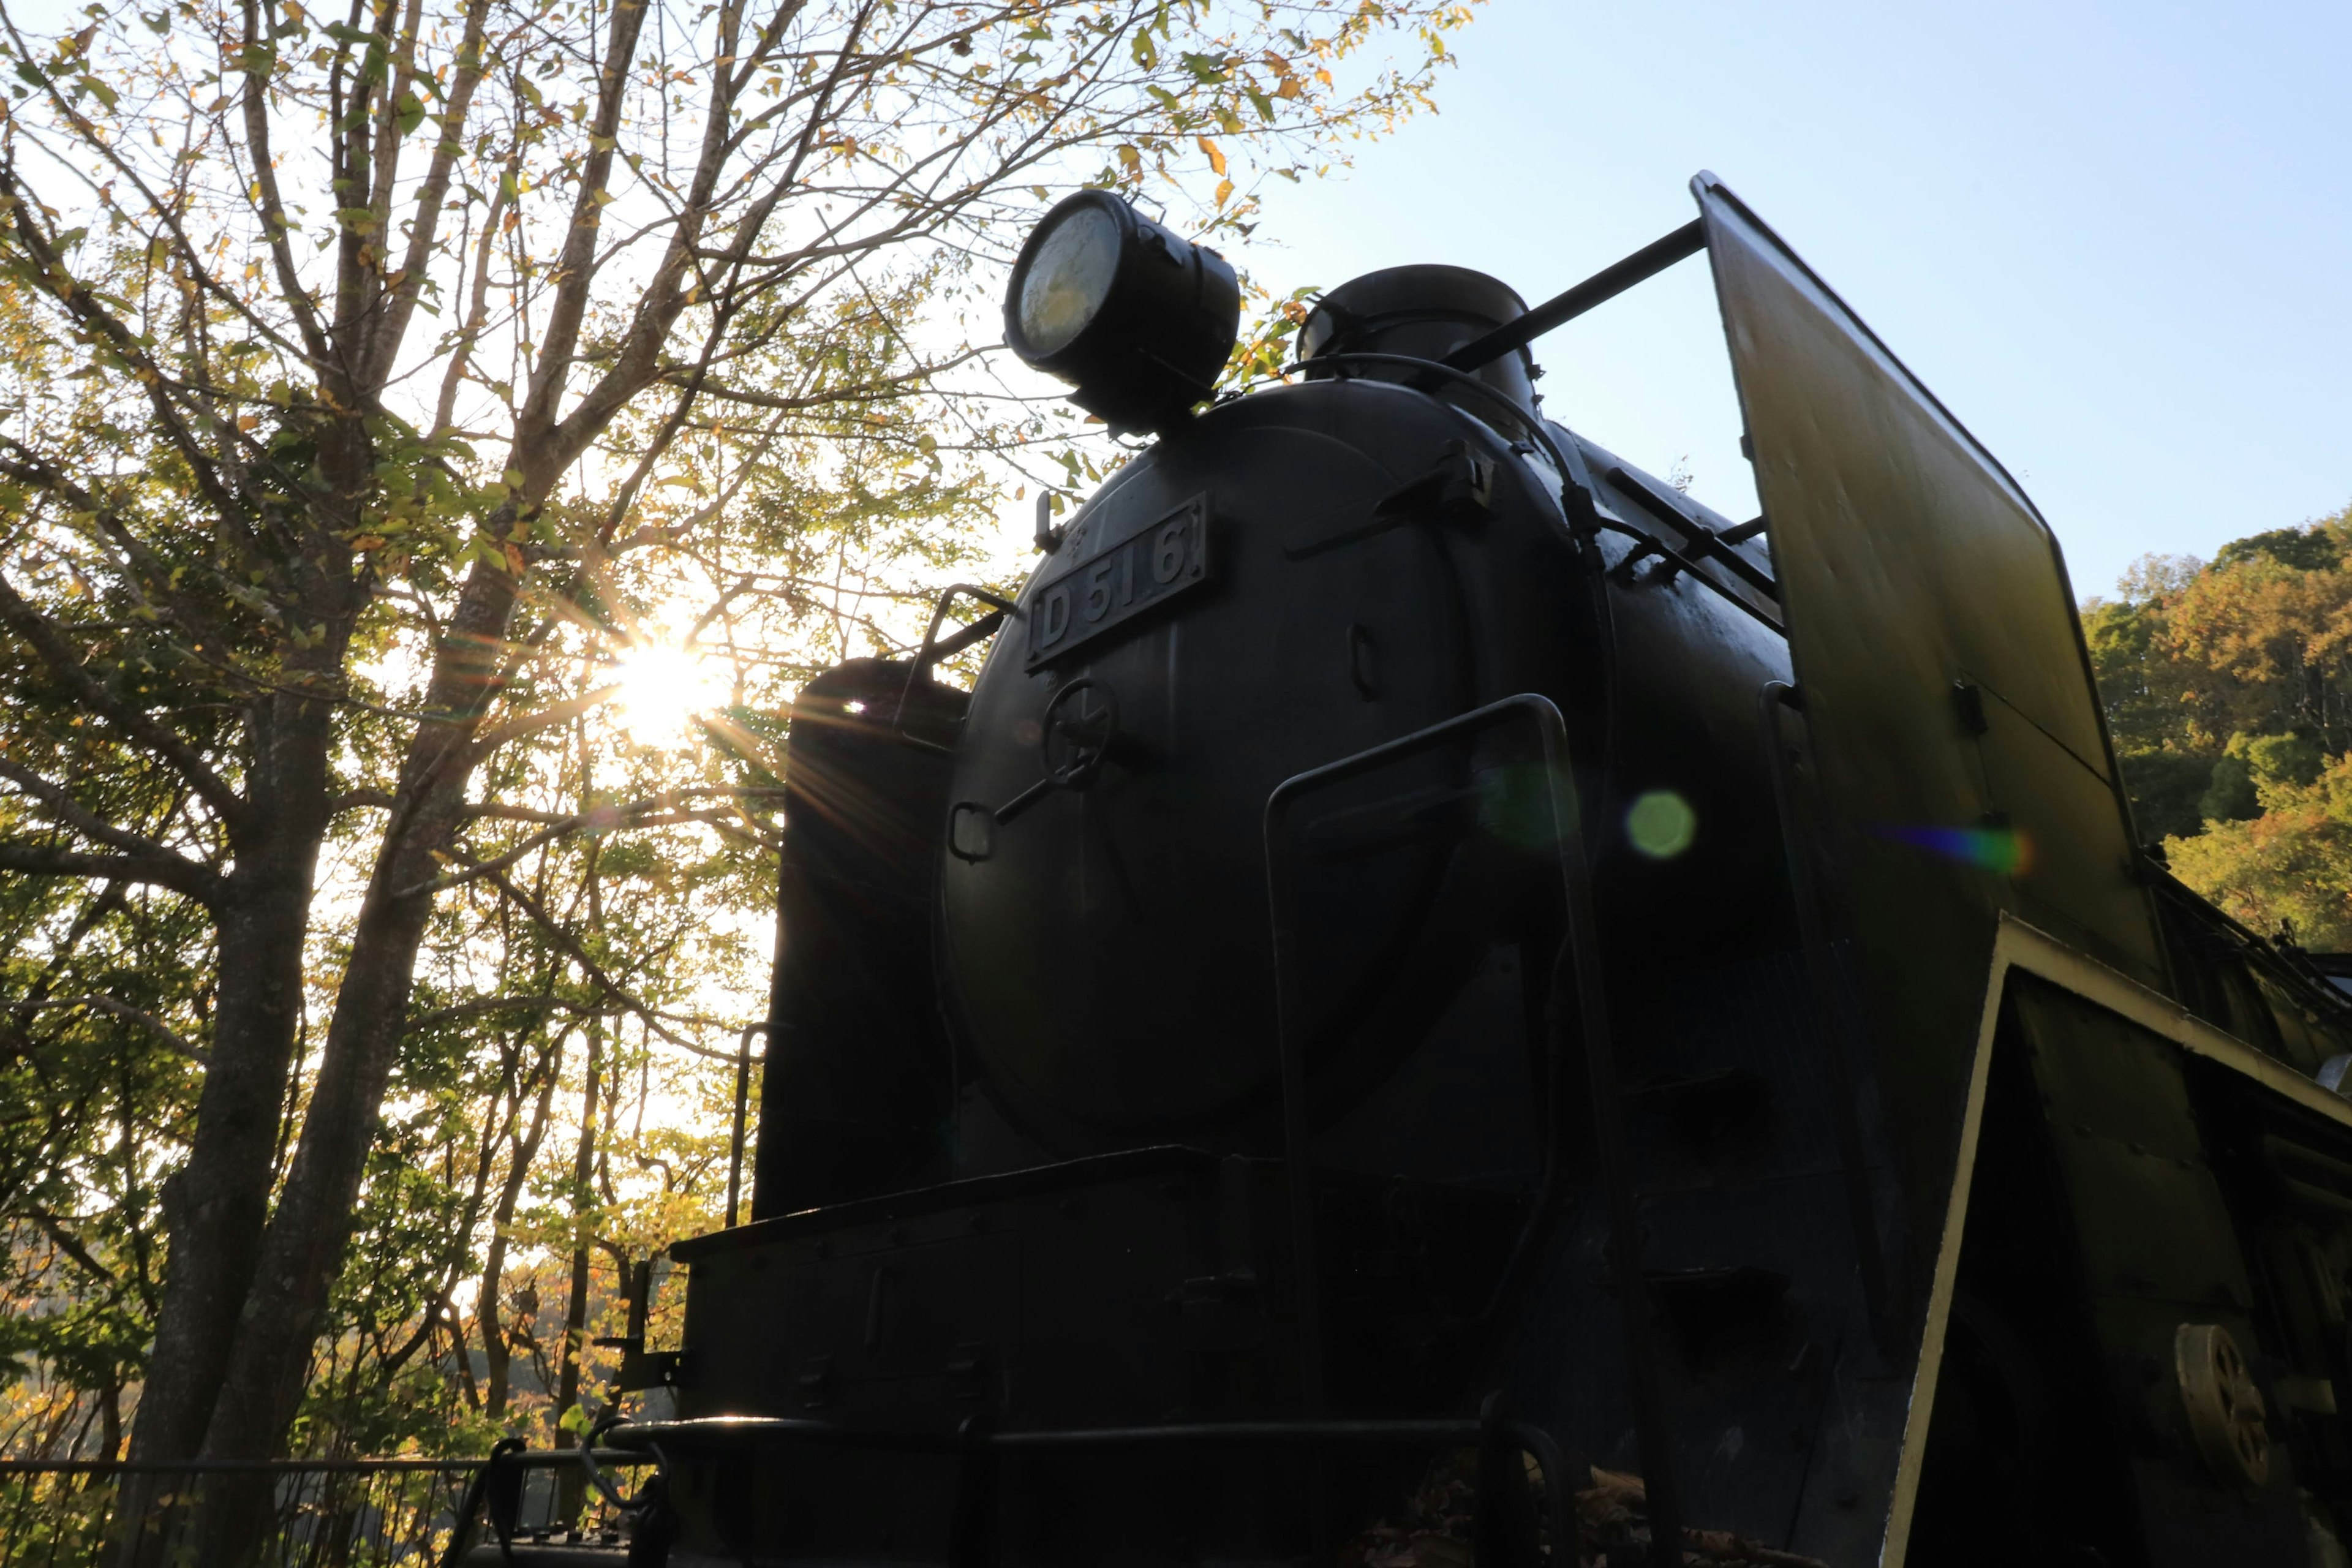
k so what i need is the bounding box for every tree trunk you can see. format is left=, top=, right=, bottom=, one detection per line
left=99, top=1381, right=121, bottom=1464
left=107, top=685, right=339, bottom=1568
left=553, top=1017, right=603, bottom=1523
left=130, top=867, right=314, bottom=1460
left=172, top=571, right=514, bottom=1568
left=194, top=564, right=521, bottom=1479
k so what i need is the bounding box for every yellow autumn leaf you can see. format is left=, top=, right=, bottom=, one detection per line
left=1215, top=177, right=1233, bottom=209
left=1196, top=135, right=1227, bottom=176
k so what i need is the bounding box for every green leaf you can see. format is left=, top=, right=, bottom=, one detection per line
left=1180, top=51, right=1227, bottom=83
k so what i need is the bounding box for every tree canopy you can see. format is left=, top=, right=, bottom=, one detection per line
left=2085, top=502, right=2352, bottom=946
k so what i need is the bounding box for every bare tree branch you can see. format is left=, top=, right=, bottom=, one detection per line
left=470, top=861, right=748, bottom=1063
left=402, top=993, right=623, bottom=1033
left=7, top=995, right=205, bottom=1061
left=0, top=573, right=244, bottom=827
left=0, top=756, right=196, bottom=869
left=0, top=842, right=223, bottom=906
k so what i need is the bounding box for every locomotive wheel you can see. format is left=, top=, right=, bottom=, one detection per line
left=2175, top=1321, right=2271, bottom=1490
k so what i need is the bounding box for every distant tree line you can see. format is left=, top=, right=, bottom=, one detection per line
left=2084, top=502, right=2352, bottom=948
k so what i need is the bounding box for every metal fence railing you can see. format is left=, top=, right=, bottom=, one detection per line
left=0, top=1450, right=646, bottom=1568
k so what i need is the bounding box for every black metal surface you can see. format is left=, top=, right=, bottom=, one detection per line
left=1303, top=349, right=1783, bottom=636
left=1759, top=682, right=1891, bottom=1351
left=1694, top=168, right=2168, bottom=1272
left=1302, top=264, right=1540, bottom=413
left=1262, top=695, right=1544, bottom=1413
left=1605, top=463, right=1777, bottom=597
left=592, top=1407, right=1584, bottom=1566
left=939, top=384, right=1494, bottom=1147
left=1260, top=691, right=1683, bottom=1564
left=751, top=658, right=964, bottom=1216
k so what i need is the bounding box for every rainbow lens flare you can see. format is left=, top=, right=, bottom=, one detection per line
left=1877, top=824, right=2034, bottom=876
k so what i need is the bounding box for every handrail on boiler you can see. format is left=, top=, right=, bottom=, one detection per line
left=1261, top=692, right=1685, bottom=1567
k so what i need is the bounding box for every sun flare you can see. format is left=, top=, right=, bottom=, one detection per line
left=611, top=641, right=724, bottom=747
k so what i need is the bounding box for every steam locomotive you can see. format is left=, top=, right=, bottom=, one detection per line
left=527, top=175, right=2352, bottom=1567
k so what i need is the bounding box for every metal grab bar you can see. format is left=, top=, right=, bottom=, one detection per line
left=1759, top=682, right=1893, bottom=1354
left=1261, top=691, right=1685, bottom=1566
left=892, top=582, right=1017, bottom=752
left=1296, top=350, right=1782, bottom=638
left=725, top=1022, right=768, bottom=1227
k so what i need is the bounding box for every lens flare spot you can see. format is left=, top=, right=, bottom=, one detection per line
left=1476, top=761, right=1574, bottom=850
left=612, top=641, right=723, bottom=747
left=1880, top=824, right=2034, bottom=876
left=1626, top=790, right=1697, bottom=859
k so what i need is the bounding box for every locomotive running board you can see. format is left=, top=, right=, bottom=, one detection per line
left=1884, top=911, right=2347, bottom=1567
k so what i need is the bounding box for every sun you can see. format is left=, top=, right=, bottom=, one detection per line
left=611, top=641, right=725, bottom=747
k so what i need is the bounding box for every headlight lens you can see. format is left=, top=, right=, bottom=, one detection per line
left=1018, top=203, right=1120, bottom=356
left=1003, top=190, right=1240, bottom=435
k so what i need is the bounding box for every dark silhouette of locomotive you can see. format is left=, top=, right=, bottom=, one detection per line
left=570, top=176, right=2352, bottom=1567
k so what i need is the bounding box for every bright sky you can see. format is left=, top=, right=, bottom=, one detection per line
left=1219, top=0, right=2351, bottom=603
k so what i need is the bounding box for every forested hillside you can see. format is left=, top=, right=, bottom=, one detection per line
left=2086, top=503, right=2352, bottom=948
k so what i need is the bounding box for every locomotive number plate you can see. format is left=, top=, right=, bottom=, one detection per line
left=1024, top=494, right=1211, bottom=669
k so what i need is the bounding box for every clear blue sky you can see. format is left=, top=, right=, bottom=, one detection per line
left=1237, top=0, right=2351, bottom=601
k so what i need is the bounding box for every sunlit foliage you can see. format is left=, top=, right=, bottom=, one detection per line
left=2084, top=502, right=2352, bottom=944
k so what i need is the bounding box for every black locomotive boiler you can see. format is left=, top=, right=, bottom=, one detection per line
left=567, top=176, right=2352, bottom=1567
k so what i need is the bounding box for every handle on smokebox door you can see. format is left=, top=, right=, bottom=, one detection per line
left=1261, top=692, right=1686, bottom=1568
left=945, top=678, right=1123, bottom=864
left=894, top=584, right=1019, bottom=752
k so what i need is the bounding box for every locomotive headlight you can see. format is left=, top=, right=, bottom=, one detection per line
left=1017, top=201, right=1121, bottom=355
left=1004, top=190, right=1241, bottom=435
